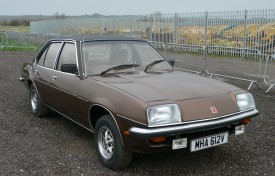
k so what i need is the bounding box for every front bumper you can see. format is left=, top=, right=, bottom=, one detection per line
left=129, top=109, right=259, bottom=139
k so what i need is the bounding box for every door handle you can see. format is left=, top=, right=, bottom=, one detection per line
left=52, top=75, right=58, bottom=80
left=34, top=69, right=39, bottom=75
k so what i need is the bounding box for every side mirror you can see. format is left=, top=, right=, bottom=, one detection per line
left=168, top=59, right=175, bottom=66
left=61, top=64, right=78, bottom=74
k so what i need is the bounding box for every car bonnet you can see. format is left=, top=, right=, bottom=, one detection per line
left=92, top=71, right=241, bottom=103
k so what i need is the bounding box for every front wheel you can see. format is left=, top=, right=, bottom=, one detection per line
left=95, top=115, right=133, bottom=170
left=29, top=84, right=48, bottom=117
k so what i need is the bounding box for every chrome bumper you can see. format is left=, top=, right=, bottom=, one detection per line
left=129, top=109, right=259, bottom=139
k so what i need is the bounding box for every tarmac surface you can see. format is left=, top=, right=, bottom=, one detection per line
left=0, top=51, right=274, bottom=175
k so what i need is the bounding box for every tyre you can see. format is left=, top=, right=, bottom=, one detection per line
left=95, top=115, right=133, bottom=170
left=29, top=84, right=48, bottom=117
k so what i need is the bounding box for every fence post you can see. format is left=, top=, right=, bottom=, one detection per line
left=203, top=11, right=208, bottom=74
left=130, top=16, right=133, bottom=37
left=37, top=33, right=40, bottom=46
left=174, top=13, right=178, bottom=44
left=1, top=32, right=3, bottom=44
left=243, top=9, right=248, bottom=48
left=149, top=14, right=153, bottom=41
left=5, top=32, right=8, bottom=45
left=264, top=50, right=275, bottom=93
left=113, top=17, right=116, bottom=35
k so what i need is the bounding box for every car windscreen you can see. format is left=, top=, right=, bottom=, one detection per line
left=82, top=41, right=173, bottom=75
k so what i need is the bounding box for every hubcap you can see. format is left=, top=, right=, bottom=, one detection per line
left=98, top=126, right=114, bottom=160
left=31, top=89, right=38, bottom=111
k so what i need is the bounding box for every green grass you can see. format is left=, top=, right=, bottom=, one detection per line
left=0, top=45, right=40, bottom=51
left=0, top=26, right=30, bottom=32
left=0, top=26, right=40, bottom=51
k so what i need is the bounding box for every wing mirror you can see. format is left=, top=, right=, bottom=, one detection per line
left=61, top=64, right=78, bottom=75
left=168, top=59, right=175, bottom=66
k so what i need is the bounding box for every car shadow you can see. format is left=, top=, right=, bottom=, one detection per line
left=119, top=146, right=254, bottom=175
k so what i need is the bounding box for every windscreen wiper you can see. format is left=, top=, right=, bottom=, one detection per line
left=144, top=60, right=165, bottom=72
left=100, top=64, right=140, bottom=76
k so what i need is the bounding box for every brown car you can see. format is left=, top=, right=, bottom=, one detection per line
left=20, top=36, right=259, bottom=170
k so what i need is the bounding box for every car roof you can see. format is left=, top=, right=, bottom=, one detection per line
left=50, top=35, right=146, bottom=42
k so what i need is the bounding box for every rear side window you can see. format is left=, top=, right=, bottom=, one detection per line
left=43, top=43, right=62, bottom=69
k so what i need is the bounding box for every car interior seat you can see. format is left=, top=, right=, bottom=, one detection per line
left=110, top=49, right=129, bottom=65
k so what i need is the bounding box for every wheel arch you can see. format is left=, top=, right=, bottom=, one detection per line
left=89, top=104, right=124, bottom=145
left=27, top=79, right=33, bottom=88
left=28, top=80, right=47, bottom=106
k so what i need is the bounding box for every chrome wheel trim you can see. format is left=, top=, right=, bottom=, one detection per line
left=31, top=89, right=38, bottom=111
left=98, top=126, right=114, bottom=160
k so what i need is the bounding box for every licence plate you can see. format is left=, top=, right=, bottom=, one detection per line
left=190, top=132, right=229, bottom=152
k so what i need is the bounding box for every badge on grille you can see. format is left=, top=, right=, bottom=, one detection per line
left=210, top=106, right=218, bottom=114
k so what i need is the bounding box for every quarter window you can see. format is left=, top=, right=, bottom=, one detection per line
left=38, top=48, right=48, bottom=66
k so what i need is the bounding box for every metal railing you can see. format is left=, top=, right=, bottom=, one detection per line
left=150, top=42, right=273, bottom=91
left=206, top=46, right=263, bottom=90
left=264, top=51, right=275, bottom=93
left=0, top=32, right=64, bottom=51
left=30, top=9, right=275, bottom=56
left=1, top=31, right=275, bottom=93
left=1, top=31, right=5, bottom=45
left=165, top=43, right=204, bottom=75
left=26, top=10, right=275, bottom=90
left=148, top=41, right=166, bottom=50
left=2, top=10, right=275, bottom=86
left=0, top=32, right=37, bottom=51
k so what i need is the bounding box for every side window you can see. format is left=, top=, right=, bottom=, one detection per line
left=56, top=43, right=78, bottom=74
left=44, top=43, right=62, bottom=69
left=37, top=48, right=48, bottom=66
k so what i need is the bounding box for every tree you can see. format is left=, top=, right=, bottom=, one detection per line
left=10, top=19, right=20, bottom=26
left=1, top=20, right=8, bottom=26
left=153, top=11, right=163, bottom=19
left=54, top=12, right=66, bottom=19
left=21, top=19, right=30, bottom=26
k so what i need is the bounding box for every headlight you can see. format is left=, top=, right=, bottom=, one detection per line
left=147, top=104, right=181, bottom=127
left=236, top=93, right=256, bottom=111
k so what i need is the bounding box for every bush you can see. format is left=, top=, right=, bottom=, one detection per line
left=0, top=19, right=30, bottom=26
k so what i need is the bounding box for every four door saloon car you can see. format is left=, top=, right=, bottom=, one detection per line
left=20, top=36, right=259, bottom=170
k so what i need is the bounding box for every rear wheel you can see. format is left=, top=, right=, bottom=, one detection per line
left=95, top=115, right=133, bottom=170
left=29, top=84, right=48, bottom=117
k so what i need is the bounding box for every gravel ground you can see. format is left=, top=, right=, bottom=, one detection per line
left=0, top=51, right=274, bottom=176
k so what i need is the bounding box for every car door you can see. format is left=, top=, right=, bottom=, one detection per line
left=49, top=42, right=83, bottom=123
left=33, top=42, right=62, bottom=105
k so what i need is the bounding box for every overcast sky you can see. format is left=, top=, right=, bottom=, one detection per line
left=0, top=0, right=274, bottom=16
